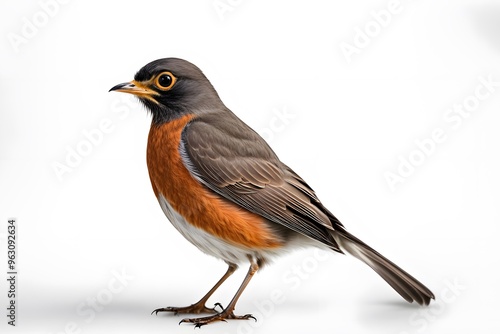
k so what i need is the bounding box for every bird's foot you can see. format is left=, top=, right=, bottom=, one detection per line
left=151, top=302, right=223, bottom=316
left=179, top=309, right=256, bottom=328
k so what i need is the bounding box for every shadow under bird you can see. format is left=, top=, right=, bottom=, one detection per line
left=109, top=58, right=434, bottom=327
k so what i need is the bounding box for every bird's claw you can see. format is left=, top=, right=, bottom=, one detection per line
left=151, top=302, right=224, bottom=316
left=179, top=311, right=256, bottom=327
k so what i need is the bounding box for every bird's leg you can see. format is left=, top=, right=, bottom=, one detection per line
left=179, top=258, right=260, bottom=327
left=152, top=263, right=237, bottom=315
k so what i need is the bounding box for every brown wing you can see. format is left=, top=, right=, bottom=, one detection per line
left=180, top=111, right=344, bottom=251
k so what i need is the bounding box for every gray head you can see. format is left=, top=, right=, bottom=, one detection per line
left=110, top=58, right=224, bottom=124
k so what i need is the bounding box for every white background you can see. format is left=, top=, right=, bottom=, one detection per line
left=1, top=0, right=499, bottom=333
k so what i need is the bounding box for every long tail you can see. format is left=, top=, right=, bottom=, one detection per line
left=331, top=227, right=435, bottom=305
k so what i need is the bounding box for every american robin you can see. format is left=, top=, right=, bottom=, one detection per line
left=109, top=58, right=434, bottom=327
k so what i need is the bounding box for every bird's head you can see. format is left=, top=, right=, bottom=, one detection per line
left=109, top=58, right=222, bottom=124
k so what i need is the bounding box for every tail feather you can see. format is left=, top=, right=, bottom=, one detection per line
left=331, top=227, right=435, bottom=306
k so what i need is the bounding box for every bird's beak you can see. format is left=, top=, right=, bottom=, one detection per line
left=109, top=80, right=159, bottom=100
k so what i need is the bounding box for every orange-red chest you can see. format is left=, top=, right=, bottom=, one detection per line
left=146, top=115, right=282, bottom=250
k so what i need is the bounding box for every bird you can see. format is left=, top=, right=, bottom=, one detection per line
left=109, top=58, right=434, bottom=327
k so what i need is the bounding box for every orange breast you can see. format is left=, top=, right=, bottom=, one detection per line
left=146, top=115, right=282, bottom=250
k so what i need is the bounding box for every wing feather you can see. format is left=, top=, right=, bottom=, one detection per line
left=181, top=112, right=343, bottom=251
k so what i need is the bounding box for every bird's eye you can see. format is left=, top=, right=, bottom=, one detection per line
left=155, top=71, right=176, bottom=90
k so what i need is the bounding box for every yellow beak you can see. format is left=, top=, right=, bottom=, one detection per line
left=109, top=80, right=159, bottom=102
